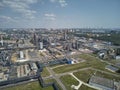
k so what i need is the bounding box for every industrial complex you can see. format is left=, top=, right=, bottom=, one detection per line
left=0, top=28, right=120, bottom=90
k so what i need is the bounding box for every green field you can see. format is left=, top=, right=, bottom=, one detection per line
left=53, top=62, right=91, bottom=73
left=73, top=69, right=120, bottom=83
left=79, top=85, right=96, bottom=90
left=41, top=67, right=50, bottom=77
left=60, top=75, right=79, bottom=90
left=77, top=54, right=107, bottom=70
left=53, top=54, right=107, bottom=73
left=2, top=81, right=54, bottom=90
left=73, top=69, right=95, bottom=83
left=60, top=74, right=96, bottom=90
left=95, top=71, right=120, bottom=81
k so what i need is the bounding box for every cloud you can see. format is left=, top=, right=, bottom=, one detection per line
left=44, top=13, right=56, bottom=20
left=46, top=17, right=56, bottom=20
left=22, top=0, right=38, bottom=4
left=45, top=13, right=56, bottom=17
left=50, top=0, right=56, bottom=3
left=0, top=2, right=4, bottom=7
left=0, top=15, right=16, bottom=23
left=59, top=0, right=67, bottom=7
left=0, top=0, right=38, bottom=19
left=50, top=0, right=67, bottom=7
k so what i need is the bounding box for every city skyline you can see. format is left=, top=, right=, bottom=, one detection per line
left=0, top=0, right=120, bottom=28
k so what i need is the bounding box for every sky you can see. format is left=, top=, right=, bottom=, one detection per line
left=0, top=0, right=120, bottom=28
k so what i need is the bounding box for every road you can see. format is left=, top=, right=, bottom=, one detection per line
left=91, top=68, right=120, bottom=77
left=43, top=67, right=101, bottom=90
left=43, top=65, right=120, bottom=80
left=69, top=73, right=102, bottom=90
left=69, top=73, right=82, bottom=90
left=43, top=66, right=120, bottom=90
left=43, top=67, right=92, bottom=80
left=46, top=67, right=67, bottom=90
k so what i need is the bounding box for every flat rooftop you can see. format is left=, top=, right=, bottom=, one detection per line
left=89, top=75, right=114, bottom=89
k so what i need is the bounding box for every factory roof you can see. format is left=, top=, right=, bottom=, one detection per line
left=89, top=76, right=114, bottom=89
left=105, top=65, right=119, bottom=72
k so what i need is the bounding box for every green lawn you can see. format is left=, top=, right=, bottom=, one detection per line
left=41, top=67, right=50, bottom=77
left=96, top=71, right=120, bottom=82
left=53, top=62, right=91, bottom=73
left=3, top=81, right=54, bottom=90
left=60, top=75, right=79, bottom=90
left=73, top=69, right=95, bottom=83
left=53, top=54, right=107, bottom=73
left=60, top=74, right=97, bottom=90
left=73, top=69, right=120, bottom=83
left=79, top=85, right=96, bottom=90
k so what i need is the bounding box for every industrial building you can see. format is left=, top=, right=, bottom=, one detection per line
left=105, top=65, right=119, bottom=72
left=0, top=72, right=8, bottom=81
left=89, top=76, right=116, bottom=90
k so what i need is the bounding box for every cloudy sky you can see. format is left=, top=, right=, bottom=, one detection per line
left=0, top=0, right=120, bottom=28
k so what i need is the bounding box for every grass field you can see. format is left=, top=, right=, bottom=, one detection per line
left=73, top=69, right=120, bottom=83
left=53, top=62, right=91, bottom=73
left=77, top=54, right=107, bottom=70
left=95, top=71, right=120, bottom=81
left=53, top=54, right=107, bottom=73
left=60, top=74, right=96, bottom=90
left=79, top=84, right=96, bottom=90
left=60, top=75, right=79, bottom=90
left=73, top=69, right=95, bottom=83
left=41, top=67, right=50, bottom=77
left=2, top=81, right=54, bottom=90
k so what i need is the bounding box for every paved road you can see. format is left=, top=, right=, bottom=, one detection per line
left=46, top=67, right=67, bottom=90
left=91, top=68, right=120, bottom=77
left=43, top=66, right=120, bottom=81
left=43, top=67, right=92, bottom=80
left=69, top=73, right=102, bottom=90
left=69, top=73, right=82, bottom=90
left=43, top=67, right=102, bottom=90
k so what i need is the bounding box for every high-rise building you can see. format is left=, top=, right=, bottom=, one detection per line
left=39, top=42, right=43, bottom=50
left=33, top=33, right=37, bottom=45
left=0, top=35, right=3, bottom=46
left=20, top=51, right=24, bottom=59
left=64, top=30, right=67, bottom=40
